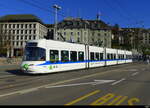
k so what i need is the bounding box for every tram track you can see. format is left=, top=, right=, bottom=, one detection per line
left=0, top=63, right=145, bottom=94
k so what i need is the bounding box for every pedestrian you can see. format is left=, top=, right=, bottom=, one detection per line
left=147, top=56, right=150, bottom=64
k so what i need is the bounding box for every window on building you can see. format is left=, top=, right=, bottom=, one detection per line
left=21, top=36, right=23, bottom=40
left=13, top=42, right=15, bottom=46
left=13, top=30, right=15, bottom=34
left=33, top=30, right=36, bottom=34
left=21, top=41, right=23, bottom=46
left=25, top=35, right=27, bottom=40
left=5, top=24, right=7, bottom=28
left=95, top=53, right=100, bottom=61
left=21, top=30, right=23, bottom=34
left=29, top=30, right=32, bottom=34
left=17, top=24, right=19, bottom=28
left=9, top=24, right=11, bottom=28
left=50, top=50, right=59, bottom=63
left=61, top=50, right=69, bottom=62
left=16, top=42, right=19, bottom=46
left=77, top=37, right=80, bottom=42
left=25, top=24, right=28, bottom=28
left=71, top=32, right=73, bottom=35
left=70, top=51, right=77, bottom=62
left=100, top=53, right=103, bottom=60
left=17, top=30, right=19, bottom=34
left=33, top=24, right=36, bottom=28
left=33, top=35, right=36, bottom=40
left=21, top=24, right=24, bottom=28
left=17, top=36, right=19, bottom=40
left=1, top=24, right=3, bottom=29
left=29, top=36, right=32, bottom=40
left=29, top=24, right=32, bottom=28
left=12, top=36, right=15, bottom=40
left=78, top=52, right=84, bottom=61
left=78, top=32, right=80, bottom=36
left=25, top=30, right=28, bottom=34
left=90, top=52, right=95, bottom=61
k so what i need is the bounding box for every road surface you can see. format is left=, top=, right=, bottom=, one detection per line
left=0, top=62, right=149, bottom=105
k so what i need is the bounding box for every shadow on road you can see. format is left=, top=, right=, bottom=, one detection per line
left=5, top=69, right=54, bottom=76
left=5, top=69, right=38, bottom=76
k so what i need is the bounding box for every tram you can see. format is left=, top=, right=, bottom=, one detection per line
left=20, top=39, right=132, bottom=74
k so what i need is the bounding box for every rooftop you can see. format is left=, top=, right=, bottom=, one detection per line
left=0, top=14, right=44, bottom=24
left=56, top=17, right=111, bottom=30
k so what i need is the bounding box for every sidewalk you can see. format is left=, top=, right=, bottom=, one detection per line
left=0, top=58, right=21, bottom=66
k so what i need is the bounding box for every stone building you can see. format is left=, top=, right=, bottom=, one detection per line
left=46, top=17, right=112, bottom=48
left=141, top=29, right=150, bottom=45
left=0, top=14, right=47, bottom=57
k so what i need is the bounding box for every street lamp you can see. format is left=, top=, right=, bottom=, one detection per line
left=84, top=21, right=90, bottom=68
left=84, top=21, right=90, bottom=45
left=53, top=4, right=61, bottom=40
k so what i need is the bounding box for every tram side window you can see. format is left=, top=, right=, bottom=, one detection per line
left=95, top=53, right=100, bottom=61
left=61, top=50, right=69, bottom=62
left=100, top=53, right=104, bottom=60
left=111, top=54, right=113, bottom=60
left=126, top=55, right=128, bottom=59
left=107, top=54, right=111, bottom=60
left=100, top=53, right=103, bottom=60
left=114, top=54, right=116, bottom=60
left=122, top=55, right=124, bottom=59
left=50, top=50, right=59, bottom=63
left=129, top=55, right=132, bottom=59
left=90, top=52, right=95, bottom=61
left=24, top=47, right=46, bottom=61
left=70, top=51, right=77, bottom=62
left=38, top=48, right=46, bottom=61
left=118, top=54, right=121, bottom=59
left=78, top=52, right=84, bottom=61
left=120, top=55, right=122, bottom=59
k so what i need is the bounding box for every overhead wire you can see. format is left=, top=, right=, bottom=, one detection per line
left=114, top=0, right=143, bottom=28
left=17, top=0, right=67, bottom=18
left=101, top=0, right=140, bottom=28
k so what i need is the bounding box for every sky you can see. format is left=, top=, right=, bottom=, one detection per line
left=0, top=0, right=150, bottom=28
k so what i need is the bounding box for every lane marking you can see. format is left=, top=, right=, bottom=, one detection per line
left=0, top=69, right=120, bottom=98
left=19, top=88, right=38, bottom=94
left=90, top=93, right=115, bottom=105
left=46, top=80, right=115, bottom=88
left=92, top=80, right=115, bottom=85
left=107, top=96, right=123, bottom=105
left=115, top=96, right=128, bottom=105
left=0, top=64, right=142, bottom=98
left=111, top=78, right=126, bottom=86
left=65, top=90, right=100, bottom=105
left=131, top=72, right=139, bottom=76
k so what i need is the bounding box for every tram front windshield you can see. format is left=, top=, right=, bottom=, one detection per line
left=23, top=47, right=46, bottom=61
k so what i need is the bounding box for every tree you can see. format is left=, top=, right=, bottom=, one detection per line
left=0, top=24, right=13, bottom=57
left=111, top=24, right=120, bottom=49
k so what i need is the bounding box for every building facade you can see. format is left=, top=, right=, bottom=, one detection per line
left=141, top=29, right=150, bottom=45
left=0, top=14, right=47, bottom=57
left=47, top=17, right=112, bottom=48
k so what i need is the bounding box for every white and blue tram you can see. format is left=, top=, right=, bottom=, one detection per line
left=21, top=39, right=133, bottom=74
